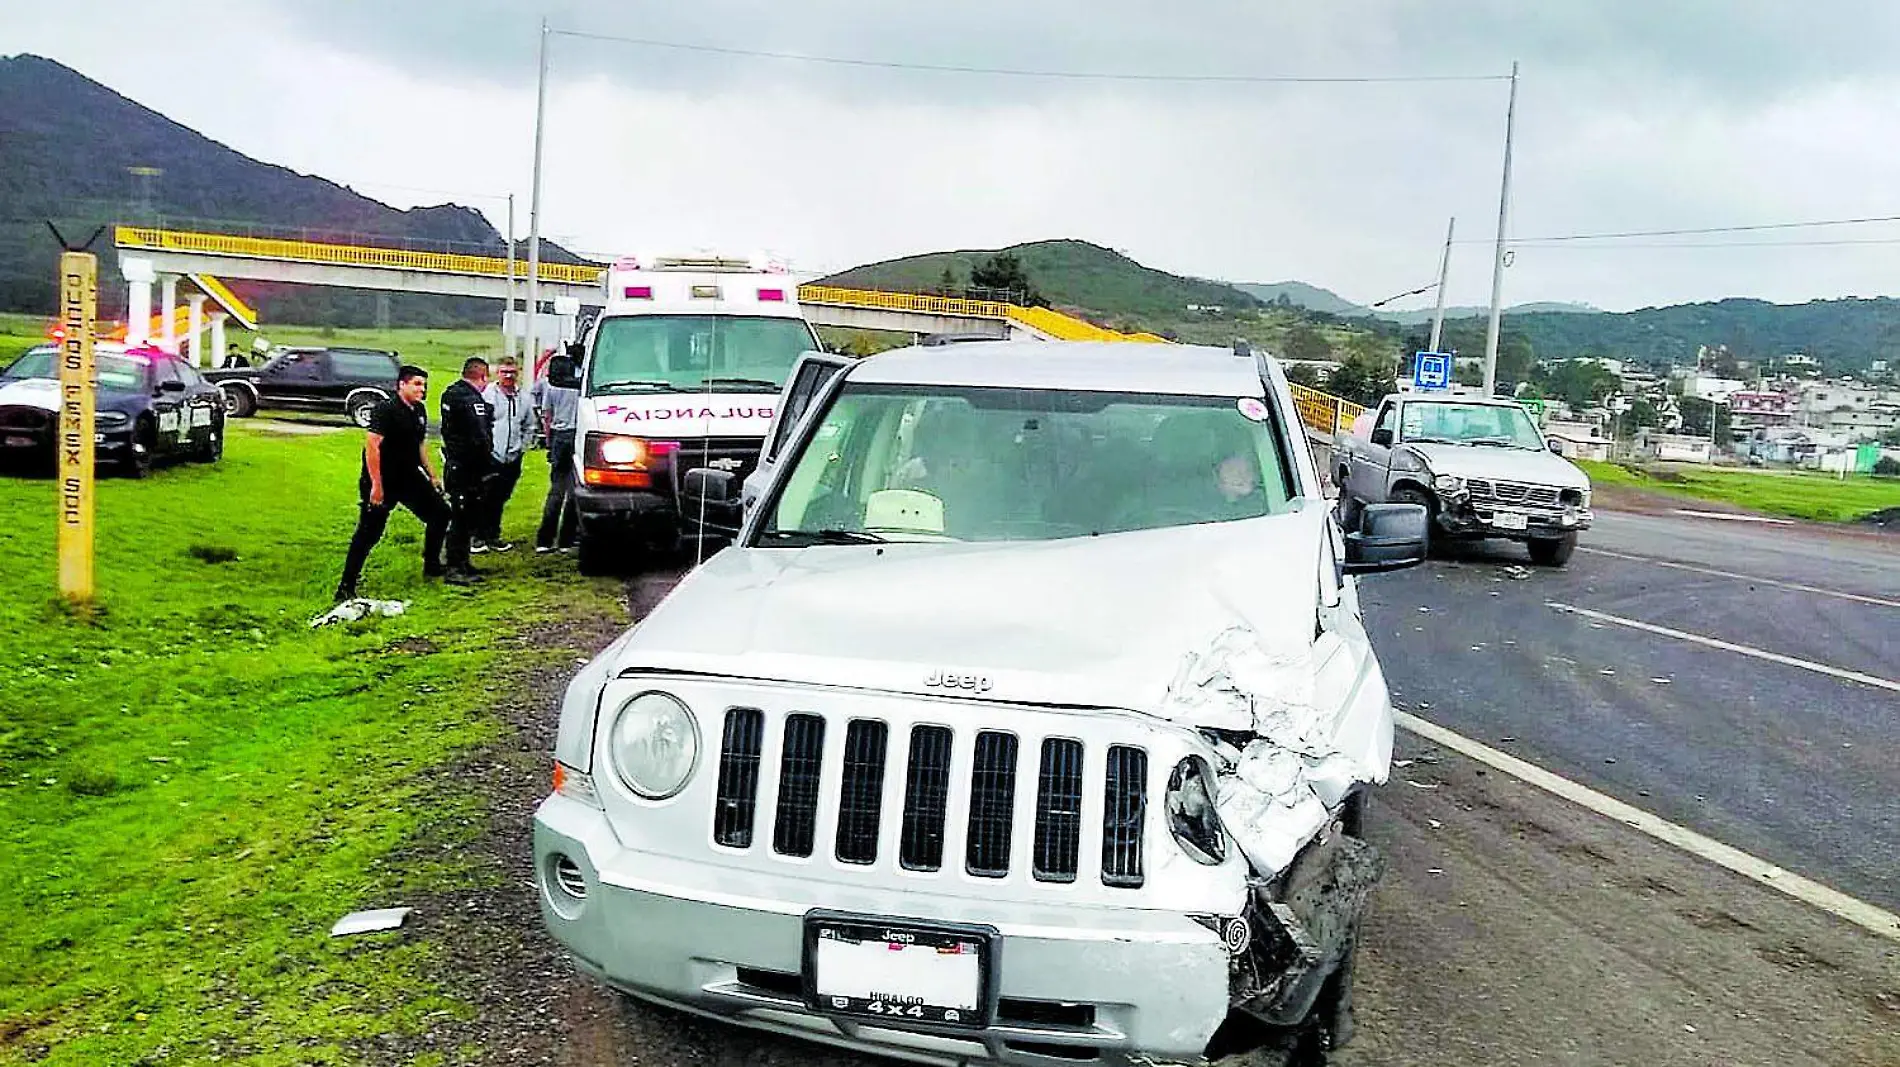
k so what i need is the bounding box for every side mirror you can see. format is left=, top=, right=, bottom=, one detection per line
left=1546, top=436, right=1563, bottom=454
left=1370, top=427, right=1394, bottom=447
left=565, top=341, right=584, bottom=358
left=680, top=468, right=740, bottom=535
left=1343, top=503, right=1428, bottom=574
left=158, top=379, right=187, bottom=394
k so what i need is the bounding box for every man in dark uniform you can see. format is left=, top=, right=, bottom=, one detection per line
left=439, top=357, right=495, bottom=583
left=333, top=365, right=458, bottom=601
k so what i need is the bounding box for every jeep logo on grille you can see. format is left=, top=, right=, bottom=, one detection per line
left=924, top=669, right=992, bottom=694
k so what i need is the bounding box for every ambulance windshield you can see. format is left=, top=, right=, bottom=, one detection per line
left=586, top=315, right=819, bottom=396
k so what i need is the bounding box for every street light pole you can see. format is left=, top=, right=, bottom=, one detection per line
left=526, top=18, right=550, bottom=384
left=505, top=192, right=517, bottom=360
left=1428, top=216, right=1455, bottom=355
left=1482, top=61, right=1519, bottom=398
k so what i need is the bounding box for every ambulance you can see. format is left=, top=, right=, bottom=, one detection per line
left=570, top=252, right=824, bottom=572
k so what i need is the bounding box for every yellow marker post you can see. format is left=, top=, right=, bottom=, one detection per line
left=57, top=251, right=97, bottom=603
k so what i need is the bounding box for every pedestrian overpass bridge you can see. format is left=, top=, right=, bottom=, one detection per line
left=111, top=225, right=1361, bottom=438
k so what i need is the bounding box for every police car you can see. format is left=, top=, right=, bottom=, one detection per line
left=568, top=252, right=825, bottom=573
left=0, top=341, right=226, bottom=476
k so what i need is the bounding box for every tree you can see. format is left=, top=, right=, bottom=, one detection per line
left=1881, top=427, right=1900, bottom=447
left=969, top=253, right=1046, bottom=307
left=1616, top=398, right=1660, bottom=437
left=1678, top=396, right=1733, bottom=445
left=1283, top=362, right=1323, bottom=388
left=1283, top=323, right=1333, bottom=362
left=1875, top=456, right=1900, bottom=477
left=1325, top=351, right=1398, bottom=408
left=933, top=266, right=960, bottom=296
left=1544, top=359, right=1622, bottom=411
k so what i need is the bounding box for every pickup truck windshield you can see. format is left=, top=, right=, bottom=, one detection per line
left=1401, top=400, right=1544, bottom=450
left=761, top=383, right=1292, bottom=544
left=586, top=314, right=819, bottom=396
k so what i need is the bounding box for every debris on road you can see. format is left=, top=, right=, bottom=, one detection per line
left=330, top=906, right=413, bottom=937
left=1406, top=779, right=1442, bottom=790
left=1501, top=565, right=1532, bottom=580
left=311, top=598, right=409, bottom=628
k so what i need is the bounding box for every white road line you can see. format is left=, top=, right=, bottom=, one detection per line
left=1577, top=546, right=1900, bottom=611
left=1547, top=602, right=1900, bottom=694
left=1393, top=711, right=1900, bottom=944
left=1669, top=508, right=1794, bottom=525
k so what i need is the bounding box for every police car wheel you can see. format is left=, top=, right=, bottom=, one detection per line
left=123, top=422, right=155, bottom=479
left=194, top=427, right=223, bottom=464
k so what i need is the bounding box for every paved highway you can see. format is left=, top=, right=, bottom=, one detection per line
left=539, top=510, right=1900, bottom=1067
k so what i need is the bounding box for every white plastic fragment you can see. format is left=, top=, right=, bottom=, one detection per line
left=329, top=906, right=412, bottom=937
left=310, top=598, right=410, bottom=628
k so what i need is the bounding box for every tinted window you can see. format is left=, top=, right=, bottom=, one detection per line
left=767, top=357, right=845, bottom=460
left=329, top=350, right=396, bottom=380
left=762, top=384, right=1290, bottom=544
left=3, top=349, right=55, bottom=380
left=587, top=315, right=820, bottom=396
left=273, top=352, right=324, bottom=381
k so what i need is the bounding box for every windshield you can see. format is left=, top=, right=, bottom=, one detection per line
left=585, top=314, right=819, bottom=396
left=760, top=383, right=1292, bottom=544
left=1401, top=401, right=1544, bottom=449
left=3, top=348, right=146, bottom=391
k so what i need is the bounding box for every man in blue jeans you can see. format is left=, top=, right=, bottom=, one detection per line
left=476, top=356, right=536, bottom=552
left=533, top=351, right=582, bottom=553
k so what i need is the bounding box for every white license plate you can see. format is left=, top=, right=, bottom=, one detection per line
left=1491, top=511, right=1529, bottom=531
left=807, top=918, right=990, bottom=1027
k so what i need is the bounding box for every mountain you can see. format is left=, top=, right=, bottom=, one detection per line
left=1235, top=280, right=1597, bottom=325
left=0, top=53, right=586, bottom=325
left=819, top=240, right=1263, bottom=319
left=1479, top=298, right=1900, bottom=372
left=1233, top=281, right=1364, bottom=316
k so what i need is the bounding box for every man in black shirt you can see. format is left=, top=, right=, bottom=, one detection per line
left=439, top=357, right=495, bottom=582
left=333, top=365, right=457, bottom=601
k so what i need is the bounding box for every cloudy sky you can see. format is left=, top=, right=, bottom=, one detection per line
left=8, top=1, right=1900, bottom=313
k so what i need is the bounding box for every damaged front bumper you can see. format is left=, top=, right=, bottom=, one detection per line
left=536, top=791, right=1383, bottom=1067
left=1435, top=493, right=1591, bottom=541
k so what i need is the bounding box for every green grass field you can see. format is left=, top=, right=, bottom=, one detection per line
left=0, top=421, right=624, bottom=1064
left=1578, top=459, right=1900, bottom=523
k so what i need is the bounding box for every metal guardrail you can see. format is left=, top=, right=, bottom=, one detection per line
left=114, top=226, right=606, bottom=285
left=1289, top=382, right=1366, bottom=436
left=793, top=284, right=1013, bottom=320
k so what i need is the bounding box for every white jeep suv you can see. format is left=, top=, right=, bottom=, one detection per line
left=533, top=339, right=1426, bottom=1065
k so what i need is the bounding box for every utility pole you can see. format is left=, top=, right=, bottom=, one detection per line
left=505, top=192, right=518, bottom=360
left=1428, top=216, right=1455, bottom=355
left=1483, top=61, right=1519, bottom=398
left=526, top=18, right=550, bottom=387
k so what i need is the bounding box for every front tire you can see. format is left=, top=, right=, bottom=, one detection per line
left=347, top=393, right=379, bottom=428
left=221, top=385, right=256, bottom=418
left=122, top=421, right=155, bottom=478
left=1528, top=532, right=1577, bottom=567
left=575, top=527, right=615, bottom=577
left=193, top=424, right=223, bottom=464
left=1388, top=486, right=1434, bottom=557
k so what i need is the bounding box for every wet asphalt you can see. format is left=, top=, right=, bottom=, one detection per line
left=1356, top=509, right=1900, bottom=911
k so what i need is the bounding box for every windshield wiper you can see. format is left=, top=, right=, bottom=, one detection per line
left=1468, top=437, right=1530, bottom=449
left=699, top=376, right=782, bottom=391
left=1406, top=435, right=1467, bottom=445
left=595, top=379, right=677, bottom=392
left=762, top=528, right=888, bottom=546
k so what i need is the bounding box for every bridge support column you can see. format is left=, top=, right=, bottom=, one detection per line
left=123, top=257, right=156, bottom=345
left=209, top=311, right=228, bottom=369
left=159, top=275, right=178, bottom=352
left=186, top=293, right=207, bottom=367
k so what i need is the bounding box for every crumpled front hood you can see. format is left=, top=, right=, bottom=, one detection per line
left=614, top=507, right=1328, bottom=716
left=1406, top=441, right=1590, bottom=488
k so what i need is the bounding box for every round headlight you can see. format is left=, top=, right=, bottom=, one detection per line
left=609, top=692, right=699, bottom=799
left=1166, top=757, right=1227, bottom=866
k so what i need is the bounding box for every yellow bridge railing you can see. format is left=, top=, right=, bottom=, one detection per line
left=115, top=226, right=607, bottom=285
left=116, top=226, right=1363, bottom=425
left=1289, top=382, right=1366, bottom=437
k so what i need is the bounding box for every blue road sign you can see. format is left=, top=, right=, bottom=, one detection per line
left=1413, top=351, right=1452, bottom=390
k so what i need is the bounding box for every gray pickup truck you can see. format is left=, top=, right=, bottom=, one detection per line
left=1334, top=391, right=1592, bottom=566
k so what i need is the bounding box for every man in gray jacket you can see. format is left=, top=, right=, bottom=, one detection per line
left=476, top=356, right=536, bottom=552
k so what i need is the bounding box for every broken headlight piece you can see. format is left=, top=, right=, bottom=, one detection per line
left=1166, top=756, right=1227, bottom=865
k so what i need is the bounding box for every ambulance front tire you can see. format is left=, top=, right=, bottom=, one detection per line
left=575, top=525, right=617, bottom=577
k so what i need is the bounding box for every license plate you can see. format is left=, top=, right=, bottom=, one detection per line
left=804, top=914, right=995, bottom=1027
left=1491, top=511, right=1529, bottom=531
left=3, top=435, right=35, bottom=448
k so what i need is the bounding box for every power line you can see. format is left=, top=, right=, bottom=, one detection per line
left=1507, top=236, right=1900, bottom=250
left=550, top=27, right=1511, bottom=84
left=1474, top=212, right=1900, bottom=245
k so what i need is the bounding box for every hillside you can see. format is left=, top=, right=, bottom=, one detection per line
left=819, top=239, right=1264, bottom=319
left=1235, top=281, right=1364, bottom=316
left=0, top=53, right=585, bottom=326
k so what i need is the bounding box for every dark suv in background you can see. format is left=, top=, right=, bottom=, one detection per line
left=206, top=346, right=400, bottom=426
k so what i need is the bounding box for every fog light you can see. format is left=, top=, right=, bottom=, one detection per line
left=551, top=854, right=587, bottom=900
